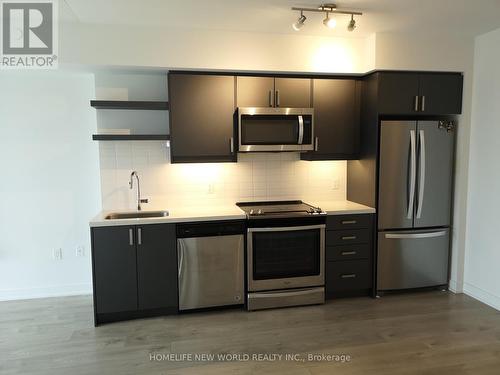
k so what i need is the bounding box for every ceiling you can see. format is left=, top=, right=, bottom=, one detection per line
left=61, top=0, right=500, bottom=38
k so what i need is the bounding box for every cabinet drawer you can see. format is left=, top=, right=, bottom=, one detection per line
left=326, top=229, right=371, bottom=246
left=326, top=260, right=371, bottom=292
left=326, top=214, right=372, bottom=230
left=326, top=244, right=371, bottom=261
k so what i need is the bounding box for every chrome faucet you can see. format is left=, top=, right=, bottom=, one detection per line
left=129, top=171, right=148, bottom=211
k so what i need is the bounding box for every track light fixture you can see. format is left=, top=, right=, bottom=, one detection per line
left=347, top=14, right=356, bottom=31
left=322, top=12, right=337, bottom=29
left=291, top=3, right=362, bottom=32
left=292, top=10, right=307, bottom=31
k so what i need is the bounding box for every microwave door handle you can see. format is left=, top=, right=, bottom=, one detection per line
left=298, top=116, right=304, bottom=144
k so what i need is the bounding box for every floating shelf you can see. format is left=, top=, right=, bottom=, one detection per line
left=90, top=100, right=169, bottom=110
left=92, top=134, right=170, bottom=141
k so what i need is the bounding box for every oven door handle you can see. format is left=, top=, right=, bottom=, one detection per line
left=248, top=224, right=326, bottom=233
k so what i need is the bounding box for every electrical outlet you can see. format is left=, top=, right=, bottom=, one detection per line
left=76, top=246, right=85, bottom=257
left=208, top=183, right=215, bottom=194
left=53, top=248, right=63, bottom=260
left=332, top=178, right=340, bottom=190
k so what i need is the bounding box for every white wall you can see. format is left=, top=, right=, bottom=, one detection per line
left=60, top=23, right=375, bottom=73
left=0, top=72, right=100, bottom=300
left=374, top=32, right=475, bottom=293
left=463, top=27, right=500, bottom=310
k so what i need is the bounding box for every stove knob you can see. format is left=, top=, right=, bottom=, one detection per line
left=249, top=209, right=254, bottom=215
left=257, top=209, right=263, bottom=215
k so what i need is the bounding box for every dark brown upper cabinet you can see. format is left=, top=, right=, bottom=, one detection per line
left=301, top=79, right=360, bottom=161
left=377, top=72, right=463, bottom=115
left=274, top=78, right=311, bottom=108
left=236, top=76, right=274, bottom=107
left=418, top=74, right=463, bottom=115
left=169, top=73, right=236, bottom=163
left=236, top=76, right=311, bottom=108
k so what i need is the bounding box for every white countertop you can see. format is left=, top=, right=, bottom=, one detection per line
left=89, top=200, right=375, bottom=227
left=89, top=205, right=247, bottom=227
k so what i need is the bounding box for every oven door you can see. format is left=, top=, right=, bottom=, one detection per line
left=247, top=224, right=325, bottom=292
left=238, top=107, right=314, bottom=152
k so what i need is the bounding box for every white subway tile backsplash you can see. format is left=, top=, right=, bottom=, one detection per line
left=99, top=142, right=346, bottom=210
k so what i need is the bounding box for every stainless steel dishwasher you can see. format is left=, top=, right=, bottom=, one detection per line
left=176, top=221, right=245, bottom=310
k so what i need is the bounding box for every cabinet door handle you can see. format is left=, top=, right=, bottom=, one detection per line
left=275, top=90, right=280, bottom=107
left=421, top=95, right=426, bottom=111
left=137, top=228, right=142, bottom=245
left=414, top=95, right=419, bottom=112
left=129, top=228, right=134, bottom=246
left=315, top=137, right=319, bottom=151
left=342, top=236, right=357, bottom=240
left=341, top=220, right=357, bottom=225
left=341, top=251, right=357, bottom=256
left=268, top=90, right=273, bottom=107
left=341, top=274, right=357, bottom=279
left=230, top=137, right=234, bottom=153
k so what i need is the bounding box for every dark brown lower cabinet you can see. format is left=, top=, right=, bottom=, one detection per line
left=325, top=214, right=374, bottom=299
left=326, top=260, right=371, bottom=295
left=91, top=224, right=178, bottom=325
left=136, top=224, right=177, bottom=310
left=92, top=226, right=138, bottom=314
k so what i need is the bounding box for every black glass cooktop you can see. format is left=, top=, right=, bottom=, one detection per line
left=236, top=200, right=325, bottom=218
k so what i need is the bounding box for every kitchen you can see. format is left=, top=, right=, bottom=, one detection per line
left=2, top=1, right=500, bottom=374
left=89, top=68, right=458, bottom=321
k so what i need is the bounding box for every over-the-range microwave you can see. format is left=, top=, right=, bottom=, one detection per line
left=237, top=107, right=314, bottom=152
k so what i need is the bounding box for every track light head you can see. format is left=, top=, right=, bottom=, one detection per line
left=347, top=14, right=356, bottom=31
left=322, top=12, right=336, bottom=28
left=291, top=4, right=362, bottom=32
left=293, top=11, right=307, bottom=31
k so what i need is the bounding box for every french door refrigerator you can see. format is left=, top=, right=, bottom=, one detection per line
left=377, top=120, right=455, bottom=292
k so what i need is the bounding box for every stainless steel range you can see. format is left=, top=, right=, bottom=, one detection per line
left=237, top=201, right=326, bottom=311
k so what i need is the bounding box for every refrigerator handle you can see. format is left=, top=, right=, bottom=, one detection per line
left=416, top=129, right=426, bottom=219
left=385, top=230, right=447, bottom=239
left=407, top=130, right=417, bottom=219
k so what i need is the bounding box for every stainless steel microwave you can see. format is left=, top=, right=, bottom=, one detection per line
left=238, top=107, right=314, bottom=152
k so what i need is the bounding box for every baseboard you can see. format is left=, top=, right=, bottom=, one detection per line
left=463, top=282, right=500, bottom=311
left=0, top=283, right=92, bottom=301
left=448, top=279, right=463, bottom=293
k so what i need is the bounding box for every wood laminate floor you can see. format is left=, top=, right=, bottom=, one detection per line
left=1, top=291, right=500, bottom=375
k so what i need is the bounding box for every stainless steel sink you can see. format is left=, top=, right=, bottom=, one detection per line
left=105, top=210, right=169, bottom=220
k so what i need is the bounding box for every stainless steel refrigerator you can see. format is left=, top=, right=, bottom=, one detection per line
left=377, top=120, right=455, bottom=292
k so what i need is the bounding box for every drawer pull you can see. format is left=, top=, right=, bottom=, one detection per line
left=342, top=236, right=357, bottom=240
left=341, top=251, right=357, bottom=256
left=342, top=220, right=357, bottom=225
left=341, top=274, right=357, bottom=279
